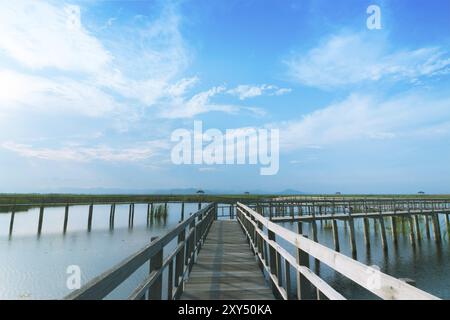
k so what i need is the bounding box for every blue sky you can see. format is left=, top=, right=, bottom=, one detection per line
left=1, top=0, right=450, bottom=193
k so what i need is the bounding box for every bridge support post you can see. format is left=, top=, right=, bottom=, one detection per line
left=87, top=204, right=93, bottom=232
left=128, top=203, right=134, bottom=228
left=9, top=208, right=15, bottom=237
left=37, top=206, right=44, bottom=235
left=378, top=211, right=388, bottom=252
left=348, top=207, right=357, bottom=259
left=181, top=202, right=185, bottom=221
left=363, top=217, right=370, bottom=248
left=414, top=214, right=421, bottom=241
left=431, top=212, right=441, bottom=243
left=332, top=219, right=340, bottom=252
left=407, top=209, right=416, bottom=245
left=147, top=203, right=153, bottom=227
left=391, top=216, right=398, bottom=245
left=311, top=204, right=318, bottom=243
left=109, top=203, right=115, bottom=229
left=63, top=204, right=69, bottom=233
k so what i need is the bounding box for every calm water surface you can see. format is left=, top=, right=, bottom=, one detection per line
left=279, top=216, right=450, bottom=299
left=0, top=203, right=200, bottom=299
left=1, top=205, right=449, bottom=299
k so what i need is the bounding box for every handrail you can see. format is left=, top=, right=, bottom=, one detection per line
left=65, top=203, right=216, bottom=300
left=236, top=202, right=440, bottom=300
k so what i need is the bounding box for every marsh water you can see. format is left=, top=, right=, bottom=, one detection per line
left=0, top=203, right=200, bottom=299
left=0, top=204, right=449, bottom=299
left=279, top=216, right=450, bottom=299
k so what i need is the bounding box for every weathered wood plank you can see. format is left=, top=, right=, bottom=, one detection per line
left=181, top=221, right=274, bottom=300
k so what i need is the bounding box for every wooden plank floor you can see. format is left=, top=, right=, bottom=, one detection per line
left=181, top=220, right=275, bottom=300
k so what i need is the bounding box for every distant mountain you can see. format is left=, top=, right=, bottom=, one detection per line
left=278, top=189, right=305, bottom=195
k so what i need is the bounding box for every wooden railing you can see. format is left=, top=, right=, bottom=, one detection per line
left=236, top=202, right=440, bottom=300
left=65, top=203, right=216, bottom=300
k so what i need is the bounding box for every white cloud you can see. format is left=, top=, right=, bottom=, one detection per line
left=286, top=32, right=450, bottom=89
left=0, top=1, right=191, bottom=119
left=160, top=86, right=239, bottom=118
left=277, top=92, right=450, bottom=151
left=227, top=84, right=291, bottom=100
left=1, top=140, right=168, bottom=162
left=0, top=1, right=111, bottom=73
left=0, top=70, right=123, bottom=117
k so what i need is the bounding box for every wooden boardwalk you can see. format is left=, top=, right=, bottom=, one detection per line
left=181, top=220, right=275, bottom=300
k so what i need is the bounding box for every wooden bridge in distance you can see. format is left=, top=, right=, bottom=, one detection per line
left=62, top=198, right=450, bottom=300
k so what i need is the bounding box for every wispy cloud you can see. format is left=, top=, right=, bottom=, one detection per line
left=1, top=140, right=168, bottom=162
left=0, top=1, right=111, bottom=73
left=276, top=91, right=450, bottom=151
left=160, top=85, right=266, bottom=118
left=0, top=70, right=124, bottom=117
left=227, top=84, right=292, bottom=100
left=0, top=1, right=190, bottom=119
left=286, top=32, right=450, bottom=89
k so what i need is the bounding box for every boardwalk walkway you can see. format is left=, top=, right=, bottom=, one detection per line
left=181, top=220, right=274, bottom=300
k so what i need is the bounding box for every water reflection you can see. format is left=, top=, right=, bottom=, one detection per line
left=0, top=202, right=200, bottom=299
left=280, top=214, right=450, bottom=299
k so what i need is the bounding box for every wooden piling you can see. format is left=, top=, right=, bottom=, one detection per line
left=128, top=203, right=135, bottom=228
left=109, top=203, right=116, bottom=229
left=37, top=206, right=44, bottom=235
left=63, top=204, right=69, bottom=233
left=9, top=208, right=15, bottom=236
left=413, top=215, right=421, bottom=241
left=181, top=202, right=185, bottom=221
left=391, top=216, right=398, bottom=244
left=87, top=204, right=93, bottom=232
left=311, top=204, right=318, bottom=243
left=348, top=207, right=357, bottom=258
left=363, top=217, right=370, bottom=248
left=431, top=212, right=441, bottom=243
left=378, top=213, right=388, bottom=252
left=407, top=211, right=415, bottom=245
left=332, top=219, right=340, bottom=252
left=146, top=203, right=151, bottom=226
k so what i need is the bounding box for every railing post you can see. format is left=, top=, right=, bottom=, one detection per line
left=148, top=237, right=163, bottom=300
left=175, top=227, right=186, bottom=297
left=214, top=203, right=218, bottom=220
left=296, top=227, right=310, bottom=300
left=167, top=260, right=174, bottom=300
left=268, top=230, right=278, bottom=279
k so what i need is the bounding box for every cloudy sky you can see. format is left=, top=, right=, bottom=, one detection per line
left=1, top=0, right=450, bottom=193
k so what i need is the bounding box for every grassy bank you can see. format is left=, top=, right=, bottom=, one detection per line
left=1, top=193, right=450, bottom=207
